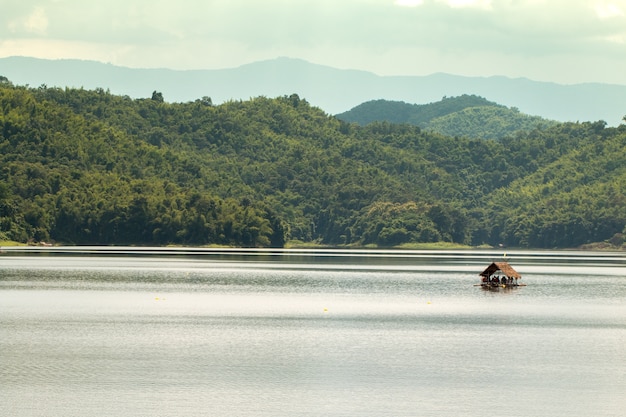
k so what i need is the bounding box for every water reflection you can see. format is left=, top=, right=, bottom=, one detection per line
left=1, top=249, right=625, bottom=417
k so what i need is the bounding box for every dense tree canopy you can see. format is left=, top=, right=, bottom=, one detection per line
left=336, top=95, right=558, bottom=140
left=1, top=81, right=625, bottom=248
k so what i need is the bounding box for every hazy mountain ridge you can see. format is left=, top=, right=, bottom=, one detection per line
left=1, top=56, right=625, bottom=125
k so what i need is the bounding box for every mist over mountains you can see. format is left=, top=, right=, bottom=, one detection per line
left=2, top=56, right=625, bottom=126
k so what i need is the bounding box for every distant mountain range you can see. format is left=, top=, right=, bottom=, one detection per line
left=1, top=56, right=625, bottom=125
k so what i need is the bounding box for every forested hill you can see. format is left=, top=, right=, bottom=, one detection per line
left=1, top=79, right=625, bottom=249
left=336, top=95, right=558, bottom=139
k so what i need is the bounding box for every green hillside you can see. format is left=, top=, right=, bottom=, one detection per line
left=336, top=95, right=558, bottom=139
left=336, top=95, right=497, bottom=124
left=1, top=79, right=625, bottom=248
left=488, top=123, right=626, bottom=247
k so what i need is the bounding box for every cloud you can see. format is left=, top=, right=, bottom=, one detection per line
left=0, top=0, right=625, bottom=84
left=395, top=0, right=425, bottom=6
left=443, top=0, right=492, bottom=9
left=7, top=6, right=49, bottom=35
left=396, top=0, right=492, bottom=8
left=594, top=1, right=625, bottom=18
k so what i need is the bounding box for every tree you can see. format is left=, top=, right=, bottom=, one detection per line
left=2, top=81, right=625, bottom=248
left=151, top=91, right=164, bottom=103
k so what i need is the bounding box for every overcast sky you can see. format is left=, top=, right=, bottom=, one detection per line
left=1, top=0, right=625, bottom=85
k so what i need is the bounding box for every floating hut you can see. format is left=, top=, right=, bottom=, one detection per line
left=479, top=261, right=523, bottom=288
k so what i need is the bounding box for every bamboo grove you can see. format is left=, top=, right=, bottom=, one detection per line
left=1, top=79, right=625, bottom=248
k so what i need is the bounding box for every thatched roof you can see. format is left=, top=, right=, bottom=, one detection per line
left=479, top=261, right=521, bottom=279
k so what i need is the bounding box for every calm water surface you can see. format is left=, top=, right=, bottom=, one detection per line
left=1, top=248, right=625, bottom=417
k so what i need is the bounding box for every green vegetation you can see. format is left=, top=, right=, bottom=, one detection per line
left=336, top=95, right=558, bottom=140
left=1, top=80, right=625, bottom=248
left=0, top=240, right=26, bottom=246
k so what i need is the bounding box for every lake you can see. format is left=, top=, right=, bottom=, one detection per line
left=1, top=248, right=625, bottom=417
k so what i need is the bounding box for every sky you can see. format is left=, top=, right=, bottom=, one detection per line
left=1, top=0, right=626, bottom=85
